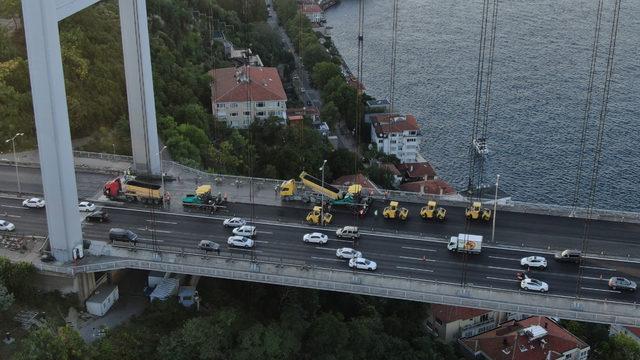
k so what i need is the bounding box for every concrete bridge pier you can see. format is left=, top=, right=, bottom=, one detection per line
left=33, top=271, right=97, bottom=302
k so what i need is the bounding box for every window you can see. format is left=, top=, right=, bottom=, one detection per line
left=244, top=111, right=251, bottom=116
left=479, top=314, right=489, bottom=322
left=257, top=111, right=265, bottom=116
left=391, top=133, right=397, bottom=137
left=409, top=131, right=417, bottom=135
left=231, top=103, right=239, bottom=108
left=231, top=112, right=238, bottom=117
left=390, top=140, right=397, bottom=144
left=378, top=139, right=383, bottom=144
left=406, top=138, right=416, bottom=143
left=216, top=103, right=225, bottom=108
left=257, top=101, right=265, bottom=107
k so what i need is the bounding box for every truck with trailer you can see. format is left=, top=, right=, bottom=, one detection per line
left=103, top=175, right=163, bottom=204
left=447, top=233, right=483, bottom=254
left=181, top=185, right=225, bottom=212
left=280, top=171, right=372, bottom=215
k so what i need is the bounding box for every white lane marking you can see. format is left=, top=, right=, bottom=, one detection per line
left=259, top=231, right=274, bottom=235
left=227, top=247, right=263, bottom=253
left=1, top=205, right=24, bottom=209
left=146, top=219, right=178, bottom=225
left=7, top=214, right=21, bottom=218
left=331, top=238, right=354, bottom=244
left=137, top=228, right=172, bottom=234
left=139, top=237, right=164, bottom=243
left=580, top=265, right=616, bottom=272
left=581, top=287, right=621, bottom=294
left=311, top=256, right=342, bottom=262
left=396, top=266, right=433, bottom=273
left=401, top=246, right=437, bottom=252
left=583, top=276, right=609, bottom=281
left=254, top=240, right=269, bottom=244
left=489, top=255, right=520, bottom=261
left=398, top=255, right=436, bottom=262
left=488, top=266, right=522, bottom=272
left=486, top=276, right=519, bottom=283
left=315, top=247, right=338, bottom=251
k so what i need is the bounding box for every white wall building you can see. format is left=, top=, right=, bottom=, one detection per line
left=301, top=4, right=323, bottom=24
left=211, top=66, right=287, bottom=128
left=370, top=113, right=420, bottom=163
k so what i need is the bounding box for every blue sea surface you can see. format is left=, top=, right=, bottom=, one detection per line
left=325, top=0, right=640, bottom=211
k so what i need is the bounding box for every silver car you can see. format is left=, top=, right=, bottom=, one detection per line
left=0, top=220, right=15, bottom=231
left=336, top=247, right=362, bottom=259
left=303, top=232, right=328, bottom=244
left=348, top=257, right=377, bottom=271
left=232, top=225, right=256, bottom=238
left=227, top=236, right=254, bottom=248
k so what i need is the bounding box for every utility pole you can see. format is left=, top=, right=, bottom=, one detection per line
left=5, top=133, right=24, bottom=195
left=320, top=159, right=327, bottom=226
left=491, top=174, right=500, bottom=243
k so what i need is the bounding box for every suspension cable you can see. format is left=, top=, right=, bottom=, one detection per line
left=353, top=0, right=365, bottom=232
left=575, top=0, right=621, bottom=298
left=571, top=0, right=604, bottom=211
left=388, top=0, right=399, bottom=114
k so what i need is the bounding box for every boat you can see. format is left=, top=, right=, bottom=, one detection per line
left=473, top=137, right=489, bottom=155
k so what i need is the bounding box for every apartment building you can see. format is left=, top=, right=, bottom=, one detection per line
left=370, top=113, right=420, bottom=163
left=426, top=304, right=500, bottom=343
left=210, top=66, right=287, bottom=128
left=301, top=4, right=323, bottom=24
left=459, top=316, right=590, bottom=360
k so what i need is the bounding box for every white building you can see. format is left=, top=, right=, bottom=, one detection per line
left=426, top=304, right=500, bottom=343
left=210, top=66, right=287, bottom=128
left=370, top=113, right=420, bottom=163
left=301, top=4, right=323, bottom=24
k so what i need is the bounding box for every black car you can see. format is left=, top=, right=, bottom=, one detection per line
left=86, top=210, right=110, bottom=223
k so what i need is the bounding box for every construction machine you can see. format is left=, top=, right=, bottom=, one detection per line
left=465, top=201, right=492, bottom=222
left=182, top=185, right=225, bottom=212
left=420, top=200, right=447, bottom=221
left=306, top=206, right=333, bottom=225
left=383, top=201, right=409, bottom=220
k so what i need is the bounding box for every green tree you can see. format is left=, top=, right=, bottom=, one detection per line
left=304, top=313, right=350, bottom=357
left=327, top=148, right=361, bottom=181
left=596, top=333, right=640, bottom=360
left=273, top=0, right=297, bottom=24
left=320, top=101, right=341, bottom=129
left=0, top=258, right=36, bottom=301
left=366, top=165, right=396, bottom=189
left=14, top=326, right=90, bottom=360
left=0, top=0, right=21, bottom=30
left=312, top=62, right=342, bottom=90
left=0, top=283, right=14, bottom=311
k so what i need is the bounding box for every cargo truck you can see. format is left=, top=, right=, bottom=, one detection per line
left=103, top=175, right=163, bottom=204
left=447, top=233, right=483, bottom=254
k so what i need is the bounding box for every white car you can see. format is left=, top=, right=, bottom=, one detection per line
left=520, top=256, right=547, bottom=270
left=0, top=220, right=15, bottom=231
left=232, top=225, right=256, bottom=237
left=78, top=201, right=96, bottom=212
left=223, top=217, right=246, bottom=228
left=227, top=235, right=254, bottom=248
left=303, top=232, right=328, bottom=244
left=520, top=278, right=548, bottom=293
left=22, top=197, right=45, bottom=208
left=336, top=247, right=362, bottom=259
left=348, top=257, right=377, bottom=271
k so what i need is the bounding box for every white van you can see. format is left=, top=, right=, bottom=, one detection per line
left=336, top=226, right=359, bottom=239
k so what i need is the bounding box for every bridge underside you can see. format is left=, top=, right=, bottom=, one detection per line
left=40, top=242, right=640, bottom=327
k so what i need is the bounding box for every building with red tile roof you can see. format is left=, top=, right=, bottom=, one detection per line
left=396, top=162, right=437, bottom=181
left=370, top=114, right=421, bottom=163
left=301, top=4, right=323, bottom=23
left=426, top=305, right=499, bottom=343
left=459, top=316, right=590, bottom=360
left=609, top=325, right=640, bottom=345
left=399, top=179, right=456, bottom=195
left=210, top=66, right=287, bottom=128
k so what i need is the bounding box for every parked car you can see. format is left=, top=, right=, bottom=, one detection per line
left=520, top=278, right=548, bottom=293
left=198, top=240, right=220, bottom=252
left=232, top=225, right=256, bottom=238
left=520, top=256, right=547, bottom=269
left=40, top=253, right=55, bottom=263
left=348, top=257, right=377, bottom=271
left=22, top=197, right=45, bottom=208
left=108, top=228, right=139, bottom=243
left=223, top=217, right=246, bottom=228
left=303, top=232, right=328, bottom=244
left=78, top=201, right=96, bottom=212
left=0, top=220, right=15, bottom=231
left=554, top=249, right=581, bottom=263
left=608, top=277, right=637, bottom=292
left=85, top=210, right=110, bottom=223
left=336, top=247, right=362, bottom=259
left=227, top=236, right=254, bottom=248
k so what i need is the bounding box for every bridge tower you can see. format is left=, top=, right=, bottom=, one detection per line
left=22, top=0, right=160, bottom=261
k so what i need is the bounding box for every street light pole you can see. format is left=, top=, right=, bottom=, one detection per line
left=491, top=174, right=500, bottom=243
left=320, top=159, right=327, bottom=226
left=5, top=133, right=24, bottom=195
left=158, top=145, right=167, bottom=198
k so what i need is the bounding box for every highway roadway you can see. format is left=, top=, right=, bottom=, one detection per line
left=1, top=196, right=637, bottom=305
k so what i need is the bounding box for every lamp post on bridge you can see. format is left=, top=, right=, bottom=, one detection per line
left=491, top=174, right=500, bottom=243
left=320, top=159, right=327, bottom=226
left=5, top=133, right=24, bottom=195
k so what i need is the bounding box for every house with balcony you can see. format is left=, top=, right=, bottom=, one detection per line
left=459, top=316, right=590, bottom=360
left=301, top=4, right=323, bottom=24
left=426, top=304, right=500, bottom=343
left=210, top=66, right=287, bottom=128
left=370, top=113, right=420, bottom=164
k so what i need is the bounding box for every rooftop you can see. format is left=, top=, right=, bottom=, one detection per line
left=381, top=163, right=401, bottom=176
left=210, top=66, right=287, bottom=103
left=396, top=162, right=436, bottom=179
left=460, top=316, right=589, bottom=360
left=301, top=4, right=323, bottom=13
left=399, top=179, right=456, bottom=195
left=430, top=304, right=492, bottom=323
left=625, top=326, right=640, bottom=338
left=372, top=114, right=420, bottom=135
left=333, top=173, right=378, bottom=190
